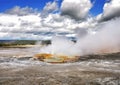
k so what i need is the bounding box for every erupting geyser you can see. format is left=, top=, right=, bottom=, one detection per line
left=33, top=36, right=81, bottom=63
left=34, top=18, right=120, bottom=63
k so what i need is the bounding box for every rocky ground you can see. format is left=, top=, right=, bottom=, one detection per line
left=0, top=48, right=120, bottom=85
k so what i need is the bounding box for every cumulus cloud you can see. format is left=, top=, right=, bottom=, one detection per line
left=0, top=13, right=70, bottom=40
left=5, top=6, right=37, bottom=16
left=0, top=12, right=97, bottom=40
left=0, top=3, right=97, bottom=40
left=43, top=1, right=58, bottom=13
left=41, top=1, right=58, bottom=18
left=0, top=14, right=41, bottom=32
left=99, top=0, right=120, bottom=21
left=61, top=0, right=92, bottom=20
left=0, top=14, right=45, bottom=40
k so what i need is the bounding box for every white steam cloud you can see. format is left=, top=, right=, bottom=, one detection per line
left=39, top=18, right=120, bottom=56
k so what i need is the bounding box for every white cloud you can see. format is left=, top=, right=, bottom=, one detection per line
left=0, top=14, right=42, bottom=33
left=0, top=5, right=98, bottom=40
left=41, top=14, right=65, bottom=28
left=41, top=1, right=58, bottom=18
left=1, top=0, right=120, bottom=40
left=98, top=0, right=120, bottom=21
left=5, top=6, right=37, bottom=16
left=43, top=1, right=58, bottom=13
left=61, top=0, right=92, bottom=20
left=0, top=13, right=97, bottom=40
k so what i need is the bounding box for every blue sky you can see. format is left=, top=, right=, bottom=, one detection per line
left=90, top=0, right=106, bottom=16
left=0, top=0, right=107, bottom=16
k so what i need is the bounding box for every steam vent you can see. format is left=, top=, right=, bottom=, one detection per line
left=34, top=53, right=80, bottom=63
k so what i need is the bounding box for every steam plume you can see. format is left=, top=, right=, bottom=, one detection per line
left=39, top=18, right=120, bottom=56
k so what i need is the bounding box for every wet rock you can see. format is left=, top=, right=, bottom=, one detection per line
left=88, top=77, right=120, bottom=85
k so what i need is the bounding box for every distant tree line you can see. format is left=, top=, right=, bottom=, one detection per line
left=0, top=40, right=36, bottom=46
left=0, top=40, right=52, bottom=47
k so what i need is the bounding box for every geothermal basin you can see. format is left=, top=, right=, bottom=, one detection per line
left=0, top=47, right=120, bottom=85
left=34, top=53, right=80, bottom=63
